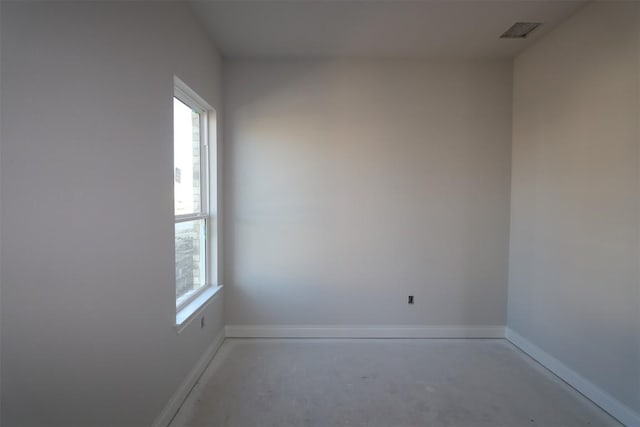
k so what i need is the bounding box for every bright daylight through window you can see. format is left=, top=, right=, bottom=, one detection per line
left=174, top=78, right=218, bottom=326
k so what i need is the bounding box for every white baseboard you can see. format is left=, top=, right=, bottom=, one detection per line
left=153, top=329, right=225, bottom=427
left=506, top=328, right=640, bottom=427
left=225, top=325, right=505, bottom=338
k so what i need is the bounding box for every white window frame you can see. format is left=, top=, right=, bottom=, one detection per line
left=173, top=77, right=221, bottom=330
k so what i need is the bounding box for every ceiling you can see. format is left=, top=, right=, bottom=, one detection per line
left=189, top=0, right=587, bottom=59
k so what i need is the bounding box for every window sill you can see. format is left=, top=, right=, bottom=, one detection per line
left=175, top=285, right=223, bottom=334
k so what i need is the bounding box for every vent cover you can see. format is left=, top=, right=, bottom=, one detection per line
left=500, top=22, right=542, bottom=39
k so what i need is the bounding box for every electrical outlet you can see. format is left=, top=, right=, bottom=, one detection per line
left=408, top=295, right=414, bottom=304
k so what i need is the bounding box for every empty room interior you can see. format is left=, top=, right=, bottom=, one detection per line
left=0, top=0, right=639, bottom=426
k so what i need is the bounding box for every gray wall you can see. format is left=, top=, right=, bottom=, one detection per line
left=508, top=1, right=640, bottom=415
left=0, top=2, right=224, bottom=425
left=224, top=60, right=513, bottom=327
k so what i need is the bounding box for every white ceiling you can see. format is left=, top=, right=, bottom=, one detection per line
left=189, top=0, right=587, bottom=59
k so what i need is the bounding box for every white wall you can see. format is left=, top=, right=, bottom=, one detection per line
left=224, top=60, right=513, bottom=328
left=509, top=0, right=640, bottom=417
left=0, top=1, right=3, bottom=422
left=0, top=2, right=224, bottom=425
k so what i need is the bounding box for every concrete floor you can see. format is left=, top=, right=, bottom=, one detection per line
left=169, top=339, right=621, bottom=427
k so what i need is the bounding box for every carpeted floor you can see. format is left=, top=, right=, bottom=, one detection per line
left=169, top=338, right=621, bottom=427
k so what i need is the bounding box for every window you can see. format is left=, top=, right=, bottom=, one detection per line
left=173, top=77, right=219, bottom=327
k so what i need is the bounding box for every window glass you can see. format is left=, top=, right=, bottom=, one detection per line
left=175, top=219, right=207, bottom=305
left=173, top=97, right=201, bottom=216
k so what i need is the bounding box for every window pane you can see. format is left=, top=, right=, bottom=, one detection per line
left=175, top=219, right=206, bottom=306
left=174, top=97, right=201, bottom=215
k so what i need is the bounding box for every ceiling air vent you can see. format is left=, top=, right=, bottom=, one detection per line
left=500, top=22, right=542, bottom=39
